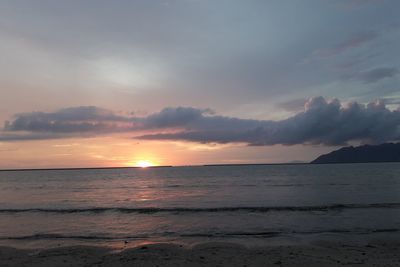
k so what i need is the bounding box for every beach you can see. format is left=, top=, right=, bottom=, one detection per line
left=2, top=241, right=400, bottom=267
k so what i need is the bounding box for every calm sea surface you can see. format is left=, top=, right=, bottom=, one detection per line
left=1, top=163, right=400, bottom=248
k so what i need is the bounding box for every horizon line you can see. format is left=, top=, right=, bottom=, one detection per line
left=2, top=160, right=400, bottom=172
left=0, top=162, right=311, bottom=172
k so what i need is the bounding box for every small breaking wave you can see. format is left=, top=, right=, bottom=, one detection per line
left=1, top=203, right=400, bottom=214
left=1, top=228, right=399, bottom=241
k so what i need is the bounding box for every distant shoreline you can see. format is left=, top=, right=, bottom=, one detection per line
left=0, top=165, right=174, bottom=172
left=0, top=162, right=307, bottom=172
left=2, top=161, right=400, bottom=172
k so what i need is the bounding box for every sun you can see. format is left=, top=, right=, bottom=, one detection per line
left=135, top=160, right=153, bottom=168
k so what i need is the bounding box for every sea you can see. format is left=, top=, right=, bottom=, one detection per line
left=1, top=163, right=400, bottom=249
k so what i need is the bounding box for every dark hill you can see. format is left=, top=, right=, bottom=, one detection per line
left=311, top=143, right=400, bottom=164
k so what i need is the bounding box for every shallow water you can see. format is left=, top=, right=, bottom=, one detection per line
left=1, top=163, right=400, bottom=248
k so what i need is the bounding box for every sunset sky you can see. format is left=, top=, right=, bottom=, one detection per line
left=0, top=0, right=399, bottom=169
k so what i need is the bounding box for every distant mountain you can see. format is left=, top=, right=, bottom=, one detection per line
left=311, top=143, right=400, bottom=164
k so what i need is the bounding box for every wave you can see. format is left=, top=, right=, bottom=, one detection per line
left=2, top=228, right=399, bottom=241
left=0, top=233, right=149, bottom=240
left=180, top=228, right=400, bottom=237
left=1, top=203, right=400, bottom=214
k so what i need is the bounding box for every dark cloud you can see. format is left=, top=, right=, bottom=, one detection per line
left=0, top=133, right=68, bottom=142
left=138, top=97, right=400, bottom=146
left=140, top=107, right=213, bottom=129
left=4, top=106, right=133, bottom=133
left=355, top=67, right=399, bottom=83
left=2, top=97, right=400, bottom=146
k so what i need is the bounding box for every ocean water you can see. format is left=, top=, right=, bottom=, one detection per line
left=1, top=163, right=400, bottom=249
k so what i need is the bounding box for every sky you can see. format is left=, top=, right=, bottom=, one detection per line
left=0, top=0, right=399, bottom=168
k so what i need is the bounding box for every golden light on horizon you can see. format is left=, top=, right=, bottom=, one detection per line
left=135, top=160, right=154, bottom=168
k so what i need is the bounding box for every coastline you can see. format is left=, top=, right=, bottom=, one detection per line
left=2, top=241, right=400, bottom=267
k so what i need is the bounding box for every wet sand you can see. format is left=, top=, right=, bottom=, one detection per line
left=1, top=241, right=400, bottom=267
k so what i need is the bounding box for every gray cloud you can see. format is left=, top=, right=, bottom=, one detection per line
left=277, top=98, right=308, bottom=112
left=314, top=31, right=378, bottom=58
left=0, top=133, right=68, bottom=142
left=141, top=107, right=213, bottom=129
left=2, top=97, right=400, bottom=146
left=382, top=97, right=400, bottom=105
left=139, top=97, right=400, bottom=146
left=354, top=67, right=399, bottom=83
left=340, top=0, right=381, bottom=9
left=1, top=1, right=399, bottom=115
left=4, top=106, right=133, bottom=134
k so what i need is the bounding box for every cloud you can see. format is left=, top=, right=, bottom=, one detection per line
left=0, top=133, right=68, bottom=142
left=2, top=97, right=400, bottom=146
left=140, top=107, right=213, bottom=129
left=277, top=98, right=308, bottom=112
left=339, top=0, right=383, bottom=10
left=352, top=67, right=399, bottom=83
left=4, top=106, right=133, bottom=134
left=382, top=97, right=400, bottom=105
left=139, top=97, right=400, bottom=146
left=314, top=31, right=378, bottom=58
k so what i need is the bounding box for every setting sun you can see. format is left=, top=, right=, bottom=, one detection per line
left=135, top=160, right=153, bottom=168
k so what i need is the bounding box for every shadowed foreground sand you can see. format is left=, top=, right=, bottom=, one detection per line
left=1, top=241, right=400, bottom=267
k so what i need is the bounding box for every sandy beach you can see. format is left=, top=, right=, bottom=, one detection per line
left=1, top=241, right=400, bottom=267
